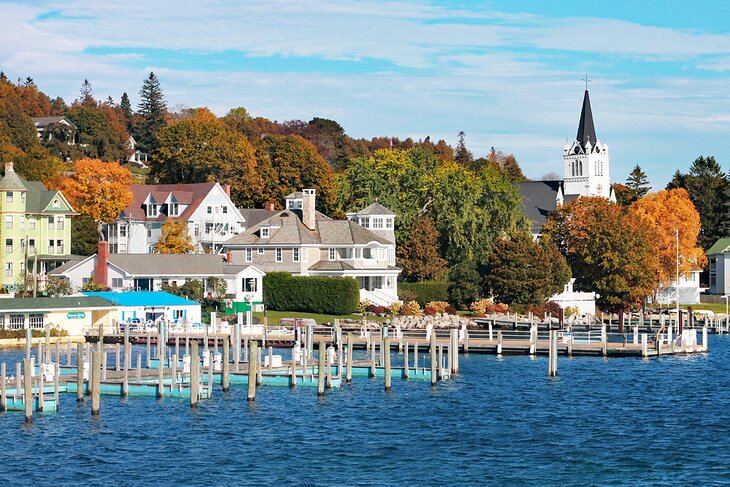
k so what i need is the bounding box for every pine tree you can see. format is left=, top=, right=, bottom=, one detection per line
left=79, top=79, right=94, bottom=105
left=136, top=72, right=167, bottom=152
left=455, top=131, right=473, bottom=166
left=625, top=164, right=650, bottom=202
left=120, top=92, right=132, bottom=118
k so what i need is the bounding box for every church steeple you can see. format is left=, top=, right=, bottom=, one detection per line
left=576, top=90, right=597, bottom=150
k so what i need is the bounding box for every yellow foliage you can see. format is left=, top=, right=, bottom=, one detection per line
left=400, top=300, right=422, bottom=316
left=154, top=219, right=194, bottom=254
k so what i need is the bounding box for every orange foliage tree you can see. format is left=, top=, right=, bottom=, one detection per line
left=628, top=188, right=707, bottom=285
left=50, top=158, right=133, bottom=240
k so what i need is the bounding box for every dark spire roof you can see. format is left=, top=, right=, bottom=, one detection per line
left=576, top=90, right=597, bottom=150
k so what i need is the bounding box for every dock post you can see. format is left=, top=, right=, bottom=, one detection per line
left=66, top=342, right=72, bottom=366
left=207, top=359, right=213, bottom=399
left=384, top=336, right=392, bottom=391
left=91, top=351, right=101, bottom=416
left=548, top=330, right=558, bottom=377
left=703, top=325, right=708, bottom=352
left=37, top=363, right=44, bottom=412
left=430, top=332, right=437, bottom=386
left=317, top=341, right=325, bottom=397
left=529, top=324, right=536, bottom=355
left=601, top=324, right=607, bottom=357
left=370, top=339, right=376, bottom=378
left=157, top=355, right=164, bottom=399
left=257, top=347, right=263, bottom=386
left=190, top=341, right=199, bottom=408
left=175, top=336, right=180, bottom=359
left=642, top=333, right=648, bottom=357
left=136, top=353, right=142, bottom=381
left=414, top=342, right=418, bottom=372
left=222, top=339, right=230, bottom=391
left=438, top=344, right=444, bottom=380
left=76, top=342, right=84, bottom=402
left=102, top=352, right=108, bottom=381
left=54, top=363, right=59, bottom=407
left=247, top=341, right=257, bottom=402
left=146, top=334, right=151, bottom=368
left=268, top=347, right=274, bottom=373
left=447, top=331, right=453, bottom=374
left=404, top=342, right=410, bottom=380
left=290, top=351, right=297, bottom=388
left=633, top=324, right=639, bottom=345
left=0, top=363, right=5, bottom=412
left=23, top=359, right=32, bottom=423
left=123, top=327, right=130, bottom=397
left=489, top=321, right=493, bottom=341
left=45, top=324, right=51, bottom=362
left=25, top=327, right=31, bottom=362
left=497, top=331, right=503, bottom=356
left=98, top=323, right=104, bottom=354
left=115, top=343, right=121, bottom=371
left=346, top=333, right=353, bottom=384
left=171, top=354, right=177, bottom=392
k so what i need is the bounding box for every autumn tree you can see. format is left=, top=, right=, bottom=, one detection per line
left=152, top=108, right=262, bottom=207
left=484, top=231, right=571, bottom=305
left=629, top=188, right=706, bottom=285
left=454, top=131, right=473, bottom=166
left=154, top=219, right=194, bottom=254
left=136, top=72, right=167, bottom=152
left=50, top=158, right=133, bottom=240
left=397, top=217, right=448, bottom=282
left=543, top=197, right=659, bottom=310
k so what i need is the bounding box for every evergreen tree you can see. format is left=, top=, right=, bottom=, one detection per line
left=454, top=131, right=473, bottom=166
left=120, top=92, right=132, bottom=119
left=136, top=72, right=167, bottom=152
left=79, top=79, right=94, bottom=105
left=625, top=164, right=650, bottom=202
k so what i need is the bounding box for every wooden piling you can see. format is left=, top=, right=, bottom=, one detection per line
left=430, top=332, right=437, bottom=386
left=98, top=323, right=104, bottom=354
left=601, top=324, right=607, bottom=357
left=548, top=330, right=558, bottom=377
left=102, top=352, right=108, bottom=381
left=23, top=359, right=32, bottom=423
left=384, top=336, right=392, bottom=391
left=438, top=344, right=444, bottom=380
left=317, top=341, right=325, bottom=397
left=0, top=362, right=5, bottom=412
left=190, top=341, right=199, bottom=408
left=146, top=334, right=151, bottom=368
left=76, top=342, right=84, bottom=402
left=290, top=351, right=297, bottom=388
left=91, top=351, right=101, bottom=416
left=404, top=342, right=410, bottom=380
left=45, top=324, right=51, bottom=362
left=346, top=333, right=353, bottom=384
left=136, top=353, right=142, bottom=381
left=256, top=348, right=263, bottom=386
left=66, top=342, right=72, bottom=366
left=370, top=340, right=376, bottom=378
left=37, top=363, right=44, bottom=412
left=207, top=360, right=213, bottom=399
left=414, top=342, right=418, bottom=372
left=642, top=333, right=648, bottom=357
left=222, top=339, right=230, bottom=392
left=157, top=355, right=164, bottom=399
left=247, top=341, right=257, bottom=402
left=497, top=331, right=503, bottom=355
left=54, top=363, right=59, bottom=407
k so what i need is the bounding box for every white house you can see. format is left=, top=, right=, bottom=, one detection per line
left=655, top=269, right=704, bottom=305
left=126, top=136, right=149, bottom=167
left=104, top=182, right=245, bottom=254
left=82, top=291, right=202, bottom=324
left=708, top=238, right=730, bottom=296
left=550, top=278, right=596, bottom=316
left=223, top=189, right=401, bottom=306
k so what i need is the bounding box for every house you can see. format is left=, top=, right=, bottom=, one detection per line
left=31, top=116, right=78, bottom=144
left=518, top=89, right=616, bottom=237
left=0, top=162, right=77, bottom=292
left=49, top=242, right=265, bottom=306
left=550, top=278, right=596, bottom=316
left=708, top=238, right=730, bottom=295
left=221, top=189, right=401, bottom=306
left=82, top=291, right=202, bottom=324
left=125, top=136, right=149, bottom=167
left=655, top=269, right=704, bottom=305
left=104, top=182, right=245, bottom=254
left=0, top=296, right=118, bottom=336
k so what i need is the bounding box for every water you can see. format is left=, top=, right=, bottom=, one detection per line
left=1, top=338, right=730, bottom=486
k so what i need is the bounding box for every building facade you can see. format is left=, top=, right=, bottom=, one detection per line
left=222, top=189, right=401, bottom=306
left=105, top=182, right=245, bottom=254
left=0, top=162, right=75, bottom=291
left=708, top=238, right=730, bottom=296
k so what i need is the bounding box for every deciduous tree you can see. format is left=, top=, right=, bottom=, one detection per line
left=397, top=217, right=448, bottom=282
left=447, top=260, right=482, bottom=307
left=154, top=219, right=194, bottom=254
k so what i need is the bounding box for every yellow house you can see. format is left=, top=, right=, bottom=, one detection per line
left=0, top=296, right=119, bottom=336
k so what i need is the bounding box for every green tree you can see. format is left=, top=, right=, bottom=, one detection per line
left=66, top=102, right=130, bottom=161
left=14, top=146, right=67, bottom=183
left=154, top=219, right=194, bottom=254
left=46, top=277, right=74, bottom=297
left=71, top=216, right=99, bottom=256
left=120, top=92, right=133, bottom=127
left=136, top=72, right=167, bottom=152
left=619, top=164, right=651, bottom=204
left=447, top=260, right=482, bottom=307
left=454, top=131, right=473, bottom=166
left=397, top=217, right=448, bottom=282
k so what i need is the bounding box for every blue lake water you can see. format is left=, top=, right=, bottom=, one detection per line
left=1, top=337, right=729, bottom=486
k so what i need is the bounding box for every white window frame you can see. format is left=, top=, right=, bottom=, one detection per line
left=245, top=248, right=253, bottom=263
left=4, top=262, right=11, bottom=277
left=293, top=248, right=300, bottom=263
left=329, top=248, right=336, bottom=261
left=5, top=191, right=12, bottom=203
left=261, top=228, right=270, bottom=238
left=56, top=216, right=65, bottom=230
left=257, top=247, right=264, bottom=254
left=4, top=216, right=12, bottom=230
left=275, top=248, right=282, bottom=262
left=112, top=278, right=123, bottom=288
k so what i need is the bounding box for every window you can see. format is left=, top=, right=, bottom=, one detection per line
left=20, top=192, right=25, bottom=203
left=119, top=225, right=127, bottom=238
left=243, top=277, right=257, bottom=292
left=28, top=239, right=35, bottom=253
left=5, top=192, right=12, bottom=203
left=385, top=218, right=393, bottom=229
left=194, top=223, right=200, bottom=238
left=261, top=228, right=270, bottom=238
left=169, top=203, right=179, bottom=216
left=275, top=248, right=282, bottom=262
left=207, top=206, right=212, bottom=214
left=222, top=206, right=228, bottom=214
left=293, top=248, right=300, bottom=262
left=257, top=247, right=264, bottom=254
left=56, top=216, right=65, bottom=230
left=4, top=239, right=11, bottom=254
left=29, top=314, right=44, bottom=330
left=4, top=262, right=11, bottom=277
left=9, top=314, right=24, bottom=330
left=109, top=243, right=118, bottom=254
left=147, top=204, right=158, bottom=217
left=360, top=217, right=369, bottom=228
left=48, top=240, right=54, bottom=253
left=112, top=278, right=123, bottom=288
left=245, top=248, right=253, bottom=263
left=329, top=248, right=336, bottom=261
left=205, top=222, right=213, bottom=234
left=82, top=277, right=90, bottom=286
left=4, top=216, right=11, bottom=229
left=57, top=240, right=64, bottom=254
left=53, top=199, right=59, bottom=208
left=29, top=218, right=35, bottom=230
left=386, top=276, right=395, bottom=289
left=48, top=216, right=54, bottom=230
left=372, top=217, right=384, bottom=229
left=147, top=227, right=152, bottom=238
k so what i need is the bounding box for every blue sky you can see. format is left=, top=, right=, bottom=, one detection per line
left=3, top=0, right=730, bottom=187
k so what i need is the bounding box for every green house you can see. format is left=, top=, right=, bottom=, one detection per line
left=0, top=162, right=77, bottom=291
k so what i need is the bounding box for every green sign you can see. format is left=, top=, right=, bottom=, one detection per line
left=67, top=311, right=86, bottom=319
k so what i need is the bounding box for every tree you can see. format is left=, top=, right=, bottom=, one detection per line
left=71, top=216, right=99, bottom=256
left=136, top=72, right=167, bottom=152
left=484, top=231, right=570, bottom=305
left=120, top=92, right=133, bottom=127
left=14, top=146, right=67, bottom=184
left=206, top=276, right=227, bottom=299
left=454, top=131, right=473, bottom=166
left=79, top=79, right=94, bottom=106
left=154, top=219, right=194, bottom=254
left=67, top=102, right=131, bottom=161
left=447, top=260, right=482, bottom=307
left=543, top=197, right=659, bottom=310
left=629, top=188, right=706, bottom=285
left=49, top=158, right=133, bottom=240
left=45, top=277, right=74, bottom=297
left=626, top=164, right=650, bottom=202
left=667, top=156, right=729, bottom=249
left=397, top=217, right=448, bottom=282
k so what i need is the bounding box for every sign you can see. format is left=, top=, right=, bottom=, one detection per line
left=67, top=311, right=86, bottom=319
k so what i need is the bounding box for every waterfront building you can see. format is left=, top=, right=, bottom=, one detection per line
left=104, top=182, right=245, bottom=254
left=82, top=291, right=202, bottom=324
left=0, top=162, right=76, bottom=292
left=0, top=295, right=117, bottom=336
left=222, top=189, right=400, bottom=306
left=707, top=237, right=730, bottom=296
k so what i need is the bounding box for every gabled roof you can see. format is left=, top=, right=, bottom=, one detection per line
left=119, top=182, right=221, bottom=222
left=318, top=220, right=392, bottom=245
left=31, top=116, right=76, bottom=129
left=83, top=291, right=199, bottom=307
left=0, top=296, right=117, bottom=312
left=707, top=237, right=730, bottom=255
left=240, top=208, right=280, bottom=228
left=517, top=180, right=580, bottom=234
left=356, top=202, right=396, bottom=216
left=576, top=90, right=597, bottom=151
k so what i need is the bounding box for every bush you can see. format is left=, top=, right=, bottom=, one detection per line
left=426, top=301, right=450, bottom=314
left=398, top=281, right=449, bottom=307
left=366, top=304, right=386, bottom=315
left=445, top=305, right=457, bottom=315
left=400, top=300, right=422, bottom=316
left=470, top=299, right=509, bottom=316
left=263, top=272, right=359, bottom=315
left=387, top=301, right=402, bottom=315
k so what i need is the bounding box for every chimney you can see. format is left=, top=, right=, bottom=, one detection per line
left=302, top=188, right=316, bottom=230
left=223, top=185, right=231, bottom=198
left=226, top=251, right=233, bottom=264
left=94, top=241, right=109, bottom=287
left=264, top=202, right=275, bottom=211
left=5, top=161, right=14, bottom=174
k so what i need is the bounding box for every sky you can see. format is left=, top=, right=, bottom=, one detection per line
left=2, top=0, right=730, bottom=187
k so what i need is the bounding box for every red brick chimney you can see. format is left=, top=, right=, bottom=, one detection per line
left=226, top=251, right=233, bottom=264
left=264, top=202, right=275, bottom=211
left=223, top=185, right=231, bottom=198
left=94, top=241, right=109, bottom=286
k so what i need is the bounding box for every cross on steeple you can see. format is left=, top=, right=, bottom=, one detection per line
left=581, top=74, right=591, bottom=91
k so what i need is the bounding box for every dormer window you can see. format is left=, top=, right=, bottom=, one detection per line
left=261, top=228, right=270, bottom=238
left=360, top=217, right=369, bottom=228
left=286, top=199, right=302, bottom=210
left=385, top=218, right=393, bottom=229
left=372, top=217, right=384, bottom=229
left=169, top=203, right=179, bottom=216
left=147, top=204, right=158, bottom=217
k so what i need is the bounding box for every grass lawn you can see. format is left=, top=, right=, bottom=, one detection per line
left=254, top=310, right=388, bottom=325
left=679, top=303, right=728, bottom=314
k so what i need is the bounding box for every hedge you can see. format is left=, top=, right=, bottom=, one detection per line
left=398, top=281, right=449, bottom=307
left=263, top=272, right=360, bottom=315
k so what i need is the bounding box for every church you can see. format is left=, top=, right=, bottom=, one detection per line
left=519, top=89, right=615, bottom=236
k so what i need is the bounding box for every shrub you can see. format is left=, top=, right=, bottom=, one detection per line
left=424, top=305, right=437, bottom=316
left=400, top=300, right=422, bottom=316
left=366, top=304, right=386, bottom=315
left=357, top=299, right=372, bottom=314
left=445, top=305, right=457, bottom=315
left=426, top=301, right=450, bottom=314
left=263, top=272, right=359, bottom=315
left=399, top=281, right=449, bottom=307
left=470, top=299, right=510, bottom=316
left=387, top=301, right=402, bottom=315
